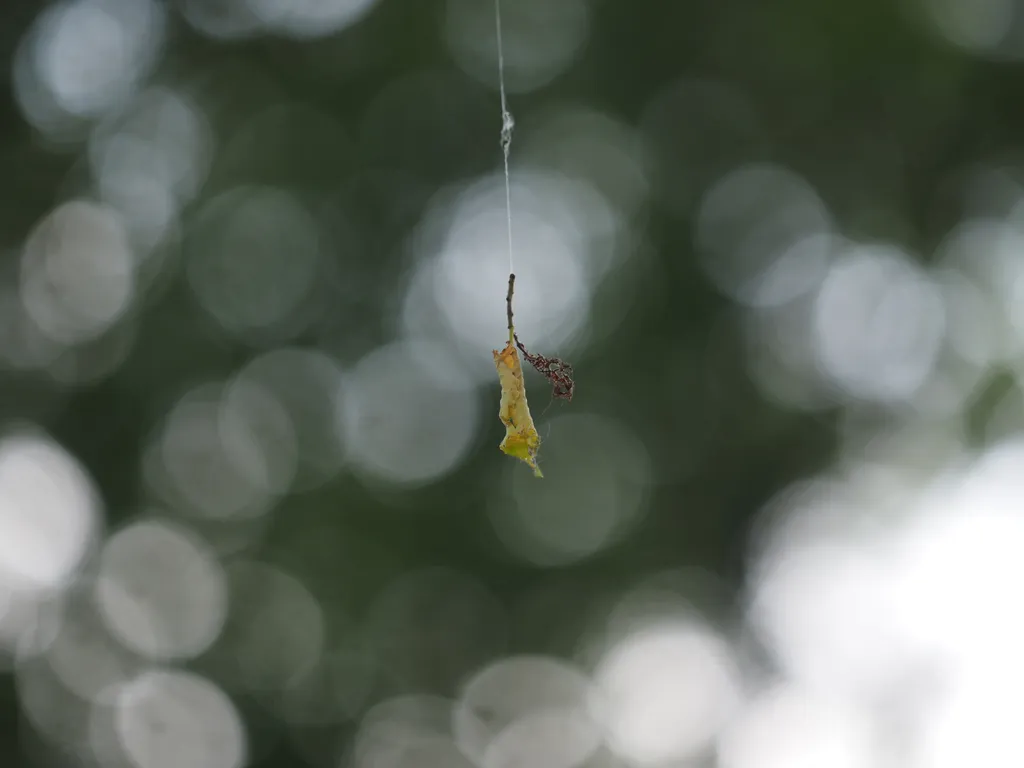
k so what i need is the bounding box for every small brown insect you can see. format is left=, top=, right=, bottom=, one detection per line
left=515, top=333, right=575, bottom=403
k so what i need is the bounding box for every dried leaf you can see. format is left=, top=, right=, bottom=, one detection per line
left=493, top=335, right=542, bottom=477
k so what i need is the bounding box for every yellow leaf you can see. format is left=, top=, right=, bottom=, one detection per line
left=493, top=334, right=543, bottom=477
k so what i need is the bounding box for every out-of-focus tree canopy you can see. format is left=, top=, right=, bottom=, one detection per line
left=2, top=0, right=1024, bottom=766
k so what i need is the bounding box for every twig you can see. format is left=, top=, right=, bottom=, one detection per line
left=506, top=272, right=516, bottom=342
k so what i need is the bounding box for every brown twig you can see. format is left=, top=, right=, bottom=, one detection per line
left=506, top=272, right=516, bottom=337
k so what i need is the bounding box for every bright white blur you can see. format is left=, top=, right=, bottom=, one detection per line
left=0, top=430, right=99, bottom=595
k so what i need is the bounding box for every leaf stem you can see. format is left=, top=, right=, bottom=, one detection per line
left=506, top=272, right=516, bottom=342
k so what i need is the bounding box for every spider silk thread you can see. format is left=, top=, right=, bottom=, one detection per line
left=495, top=0, right=514, bottom=276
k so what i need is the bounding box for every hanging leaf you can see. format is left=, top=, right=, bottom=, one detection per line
left=494, top=273, right=542, bottom=477
left=493, top=335, right=542, bottom=477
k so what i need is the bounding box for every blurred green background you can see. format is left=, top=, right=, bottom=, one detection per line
left=3, top=0, right=1024, bottom=766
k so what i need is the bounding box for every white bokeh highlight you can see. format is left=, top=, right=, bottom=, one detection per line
left=890, top=439, right=1024, bottom=674
left=186, top=186, right=323, bottom=342
left=914, top=669, right=1024, bottom=768
left=454, top=656, right=602, bottom=768
left=247, top=0, right=381, bottom=38
left=812, top=243, right=946, bottom=404
left=89, top=87, right=212, bottom=265
left=0, top=430, right=100, bottom=593
left=25, top=0, right=165, bottom=121
left=113, top=669, right=246, bottom=768
left=233, top=348, right=348, bottom=490
left=144, top=381, right=297, bottom=521
left=339, top=340, right=478, bottom=486
left=935, top=218, right=1024, bottom=366
left=747, top=471, right=927, bottom=703
left=594, top=620, right=742, bottom=765
left=91, top=86, right=212, bottom=206
left=444, top=0, right=589, bottom=94
left=20, top=200, right=135, bottom=347
left=696, top=163, right=833, bottom=308
left=520, top=105, right=649, bottom=224
left=743, top=435, right=1024, bottom=768
left=353, top=695, right=474, bottom=768
left=94, top=518, right=228, bottom=661
left=44, top=590, right=144, bottom=705
left=919, top=0, right=1014, bottom=56
left=180, top=0, right=380, bottom=40
left=718, top=684, right=879, bottom=768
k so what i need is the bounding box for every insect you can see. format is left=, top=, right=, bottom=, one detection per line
left=515, top=333, right=575, bottom=403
